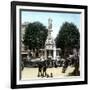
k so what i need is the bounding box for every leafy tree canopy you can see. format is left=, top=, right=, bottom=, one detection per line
left=55, top=22, right=80, bottom=56
left=23, top=22, right=48, bottom=50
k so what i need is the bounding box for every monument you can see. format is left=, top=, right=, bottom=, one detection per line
left=40, top=18, right=61, bottom=60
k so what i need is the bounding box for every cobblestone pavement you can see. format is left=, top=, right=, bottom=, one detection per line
left=21, top=66, right=75, bottom=80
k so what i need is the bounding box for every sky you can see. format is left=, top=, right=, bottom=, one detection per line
left=21, top=10, right=80, bottom=39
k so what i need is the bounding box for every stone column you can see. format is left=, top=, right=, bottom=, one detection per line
left=53, top=47, right=56, bottom=60
left=48, top=50, right=52, bottom=67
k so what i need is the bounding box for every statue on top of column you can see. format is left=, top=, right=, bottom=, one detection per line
left=48, top=18, right=52, bottom=29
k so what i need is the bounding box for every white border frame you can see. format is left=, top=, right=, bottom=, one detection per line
left=16, top=5, right=85, bottom=85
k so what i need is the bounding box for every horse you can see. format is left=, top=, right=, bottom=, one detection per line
left=42, top=60, right=48, bottom=77
left=37, top=60, right=48, bottom=77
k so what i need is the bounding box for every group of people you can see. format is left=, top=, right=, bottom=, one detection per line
left=37, top=53, right=80, bottom=78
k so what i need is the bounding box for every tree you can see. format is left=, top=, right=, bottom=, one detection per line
left=23, top=22, right=48, bottom=57
left=55, top=22, right=80, bottom=57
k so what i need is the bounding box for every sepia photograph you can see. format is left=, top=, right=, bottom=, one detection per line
left=11, top=1, right=87, bottom=89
